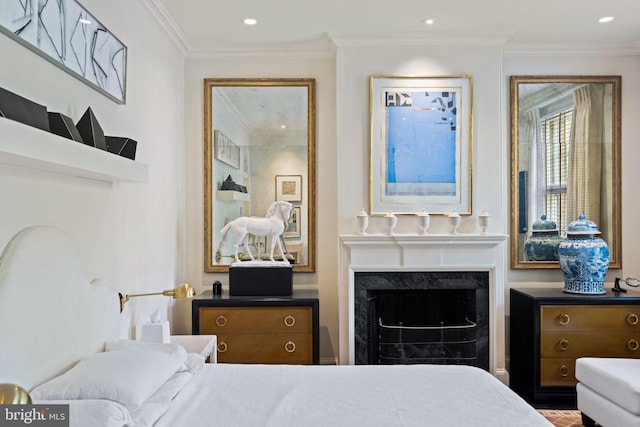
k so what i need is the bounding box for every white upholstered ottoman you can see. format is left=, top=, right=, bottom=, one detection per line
left=576, top=357, right=640, bottom=427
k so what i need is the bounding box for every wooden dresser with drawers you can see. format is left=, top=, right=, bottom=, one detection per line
left=510, top=287, right=640, bottom=406
left=192, top=289, right=319, bottom=364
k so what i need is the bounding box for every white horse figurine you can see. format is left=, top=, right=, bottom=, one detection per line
left=220, top=201, right=293, bottom=263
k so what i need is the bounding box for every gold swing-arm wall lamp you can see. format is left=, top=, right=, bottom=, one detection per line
left=119, top=283, right=196, bottom=312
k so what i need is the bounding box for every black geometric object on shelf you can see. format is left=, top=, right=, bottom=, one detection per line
left=221, top=174, right=247, bottom=193
left=0, top=87, right=50, bottom=132
left=105, top=136, right=137, bottom=160
left=76, top=107, right=107, bottom=150
left=48, top=112, right=84, bottom=143
left=221, top=175, right=236, bottom=190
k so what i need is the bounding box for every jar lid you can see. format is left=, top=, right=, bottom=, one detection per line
left=532, top=215, right=558, bottom=232
left=567, top=214, right=601, bottom=235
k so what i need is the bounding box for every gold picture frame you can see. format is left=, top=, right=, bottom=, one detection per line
left=276, top=175, right=302, bottom=202
left=369, top=75, right=473, bottom=215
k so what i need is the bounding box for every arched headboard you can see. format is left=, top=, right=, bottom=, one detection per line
left=0, top=226, right=123, bottom=390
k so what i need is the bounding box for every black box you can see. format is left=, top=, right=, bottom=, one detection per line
left=0, top=87, right=50, bottom=132
left=48, top=112, right=84, bottom=142
left=106, top=136, right=137, bottom=160
left=229, top=264, right=292, bottom=296
left=76, top=107, right=107, bottom=150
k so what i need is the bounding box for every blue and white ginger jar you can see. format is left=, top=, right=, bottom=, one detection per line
left=558, top=215, right=610, bottom=294
left=524, top=215, right=563, bottom=261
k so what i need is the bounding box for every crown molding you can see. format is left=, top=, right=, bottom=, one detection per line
left=186, top=35, right=336, bottom=59
left=330, top=31, right=512, bottom=47
left=503, top=42, right=640, bottom=57
left=139, top=0, right=191, bottom=56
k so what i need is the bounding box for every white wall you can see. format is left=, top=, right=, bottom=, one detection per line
left=336, top=43, right=506, bottom=236
left=0, top=0, right=186, bottom=334
left=182, top=56, right=339, bottom=362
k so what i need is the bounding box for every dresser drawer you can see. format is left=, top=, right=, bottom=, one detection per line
left=199, top=306, right=311, bottom=334
left=541, top=332, right=640, bottom=358
left=541, top=305, right=640, bottom=332
left=540, top=358, right=577, bottom=386
left=215, top=333, right=313, bottom=364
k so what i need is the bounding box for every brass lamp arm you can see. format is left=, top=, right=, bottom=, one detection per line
left=118, top=283, right=195, bottom=313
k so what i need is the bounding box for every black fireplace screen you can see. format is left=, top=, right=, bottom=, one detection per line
left=377, top=318, right=477, bottom=364
left=365, top=288, right=486, bottom=369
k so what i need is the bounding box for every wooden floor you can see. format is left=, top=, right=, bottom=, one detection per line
left=538, top=410, right=600, bottom=427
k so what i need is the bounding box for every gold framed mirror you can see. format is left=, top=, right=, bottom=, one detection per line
left=204, top=78, right=316, bottom=273
left=510, top=75, right=621, bottom=269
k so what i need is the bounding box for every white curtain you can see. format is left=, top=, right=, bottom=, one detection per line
left=567, top=85, right=605, bottom=227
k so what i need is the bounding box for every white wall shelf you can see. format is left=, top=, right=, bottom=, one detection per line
left=0, top=117, right=148, bottom=183
left=216, top=190, right=249, bottom=201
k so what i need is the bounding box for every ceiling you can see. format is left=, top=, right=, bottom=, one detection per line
left=155, top=0, right=640, bottom=54
left=213, top=85, right=308, bottom=139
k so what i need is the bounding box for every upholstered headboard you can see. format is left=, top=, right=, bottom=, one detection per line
left=0, top=226, right=123, bottom=390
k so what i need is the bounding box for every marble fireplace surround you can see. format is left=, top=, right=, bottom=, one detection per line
left=340, top=233, right=509, bottom=384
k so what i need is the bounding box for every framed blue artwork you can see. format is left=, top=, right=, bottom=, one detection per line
left=369, top=75, right=472, bottom=215
left=0, top=0, right=127, bottom=104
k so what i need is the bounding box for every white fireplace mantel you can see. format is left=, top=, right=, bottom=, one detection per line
left=339, top=233, right=510, bottom=383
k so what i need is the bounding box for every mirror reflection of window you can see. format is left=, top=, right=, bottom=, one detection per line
left=541, top=108, right=572, bottom=236
left=511, top=75, right=621, bottom=269
left=521, top=84, right=610, bottom=240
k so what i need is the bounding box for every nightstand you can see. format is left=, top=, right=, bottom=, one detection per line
left=510, top=288, right=640, bottom=406
left=170, top=334, right=217, bottom=363
left=192, top=289, right=319, bottom=364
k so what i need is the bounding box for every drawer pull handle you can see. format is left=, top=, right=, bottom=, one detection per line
left=215, top=316, right=227, bottom=327
left=628, top=339, right=639, bottom=351
left=557, top=339, right=570, bottom=351
left=628, top=314, right=639, bottom=325
left=558, top=365, right=569, bottom=377
left=284, top=315, right=296, bottom=327
left=284, top=341, right=296, bottom=353
left=558, top=313, right=570, bottom=326
left=217, top=341, right=228, bottom=353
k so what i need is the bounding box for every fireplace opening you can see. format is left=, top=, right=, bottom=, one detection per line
left=370, top=290, right=478, bottom=365
left=354, top=271, right=489, bottom=371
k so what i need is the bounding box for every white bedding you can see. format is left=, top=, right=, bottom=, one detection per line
left=154, top=364, right=551, bottom=427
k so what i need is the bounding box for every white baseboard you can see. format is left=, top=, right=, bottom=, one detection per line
left=320, top=356, right=338, bottom=365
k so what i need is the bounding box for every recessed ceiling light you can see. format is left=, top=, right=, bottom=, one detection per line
left=598, top=16, right=614, bottom=23
left=243, top=18, right=257, bottom=26
left=423, top=18, right=436, bottom=25
left=281, top=125, right=286, bottom=129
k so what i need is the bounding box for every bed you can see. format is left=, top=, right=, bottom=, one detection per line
left=0, top=226, right=551, bottom=426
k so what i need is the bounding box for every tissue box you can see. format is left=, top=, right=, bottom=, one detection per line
left=140, top=321, right=170, bottom=343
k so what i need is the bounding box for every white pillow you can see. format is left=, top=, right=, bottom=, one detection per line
left=105, top=339, right=188, bottom=363
left=106, top=339, right=204, bottom=374
left=30, top=349, right=184, bottom=411
left=33, top=399, right=132, bottom=427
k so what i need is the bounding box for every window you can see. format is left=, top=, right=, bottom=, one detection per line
left=541, top=109, right=572, bottom=235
